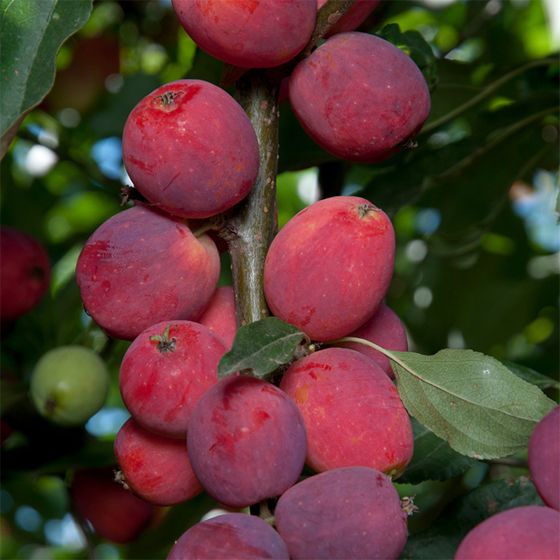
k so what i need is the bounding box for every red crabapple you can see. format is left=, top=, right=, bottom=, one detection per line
left=280, top=348, right=413, bottom=476
left=317, top=0, right=380, bottom=36
left=76, top=204, right=220, bottom=340
left=275, top=467, right=408, bottom=559
left=172, top=0, right=316, bottom=69
left=71, top=468, right=155, bottom=544
left=264, top=196, right=395, bottom=341
left=339, top=302, right=408, bottom=377
left=529, top=406, right=559, bottom=510
left=455, top=505, right=560, bottom=559
left=198, top=286, right=238, bottom=350
left=114, top=418, right=202, bottom=506
left=0, top=226, right=50, bottom=322
left=168, top=513, right=289, bottom=560
left=289, top=32, right=431, bottom=163
left=187, top=375, right=307, bottom=507
left=122, top=80, right=259, bottom=219
left=119, top=320, right=226, bottom=439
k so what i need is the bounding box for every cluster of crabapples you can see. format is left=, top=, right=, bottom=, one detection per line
left=3, top=0, right=557, bottom=558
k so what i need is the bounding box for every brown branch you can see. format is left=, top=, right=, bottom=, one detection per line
left=304, top=0, right=355, bottom=56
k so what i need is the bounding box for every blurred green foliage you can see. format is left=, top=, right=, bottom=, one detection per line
left=0, top=1, right=558, bottom=559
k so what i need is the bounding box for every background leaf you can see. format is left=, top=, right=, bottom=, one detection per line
left=0, top=0, right=92, bottom=135
left=218, top=318, right=307, bottom=379
left=399, top=418, right=478, bottom=484
left=391, top=348, right=556, bottom=459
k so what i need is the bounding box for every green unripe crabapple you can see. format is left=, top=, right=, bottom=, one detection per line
left=31, top=346, right=109, bottom=426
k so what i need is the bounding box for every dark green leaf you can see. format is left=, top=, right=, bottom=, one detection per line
left=0, top=0, right=92, bottom=135
left=391, top=348, right=556, bottom=459
left=403, top=477, right=543, bottom=559
left=377, top=23, right=438, bottom=90
left=502, top=360, right=560, bottom=390
left=400, top=418, right=478, bottom=484
left=218, top=318, right=307, bottom=379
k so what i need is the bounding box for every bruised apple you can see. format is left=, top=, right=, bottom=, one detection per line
left=76, top=204, right=220, bottom=340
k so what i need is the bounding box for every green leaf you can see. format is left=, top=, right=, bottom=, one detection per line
left=403, top=477, right=543, bottom=559
left=390, top=348, right=556, bottom=459
left=0, top=0, right=92, bottom=136
left=218, top=317, right=307, bottom=379
left=502, top=360, right=560, bottom=390
left=399, top=418, right=478, bottom=484
left=377, top=23, right=438, bottom=90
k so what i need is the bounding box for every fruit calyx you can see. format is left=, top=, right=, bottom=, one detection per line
left=150, top=325, right=177, bottom=353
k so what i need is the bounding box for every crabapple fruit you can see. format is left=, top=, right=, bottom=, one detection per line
left=122, top=80, right=259, bottom=218
left=339, top=302, right=408, bottom=377
left=31, top=346, right=109, bottom=426
left=0, top=226, right=50, bottom=322
left=187, top=375, right=307, bottom=507
left=289, top=32, right=431, bottom=162
left=71, top=468, right=155, bottom=543
left=119, top=320, right=226, bottom=439
left=528, top=406, right=559, bottom=510
left=168, top=513, right=289, bottom=560
left=172, top=0, right=316, bottom=68
left=280, top=348, right=413, bottom=476
left=198, top=286, right=238, bottom=350
left=275, top=467, right=408, bottom=559
left=114, top=418, right=202, bottom=506
left=76, top=204, right=220, bottom=340
left=264, top=196, right=395, bottom=341
left=455, top=505, right=560, bottom=559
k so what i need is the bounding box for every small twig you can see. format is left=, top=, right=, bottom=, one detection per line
left=488, top=457, right=529, bottom=469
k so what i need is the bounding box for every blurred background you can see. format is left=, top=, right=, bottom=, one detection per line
left=1, top=0, right=558, bottom=558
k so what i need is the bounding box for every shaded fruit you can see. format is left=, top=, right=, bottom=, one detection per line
left=455, top=505, right=560, bottom=559
left=275, top=467, right=408, bottom=559
left=31, top=346, right=109, bottom=426
left=168, top=513, right=289, bottom=559
left=198, top=286, right=238, bottom=350
left=0, top=226, right=50, bottom=322
left=71, top=467, right=155, bottom=544
left=76, top=204, right=220, bottom=340
left=529, top=406, right=559, bottom=510
left=188, top=375, right=307, bottom=507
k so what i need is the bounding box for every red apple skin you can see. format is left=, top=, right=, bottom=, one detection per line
left=71, top=468, right=155, bottom=544
left=0, top=226, right=50, bottom=322
left=455, top=506, right=560, bottom=560
left=317, top=0, right=380, bottom=36
left=120, top=320, right=226, bottom=439
left=340, top=302, right=408, bottom=377
left=289, top=32, right=431, bottom=163
left=529, top=406, right=560, bottom=510
left=114, top=418, right=202, bottom=506
left=187, top=375, right=307, bottom=508
left=264, top=196, right=395, bottom=342
left=198, top=286, right=237, bottom=350
left=76, top=204, right=220, bottom=341
left=168, top=513, right=290, bottom=560
left=122, top=80, right=259, bottom=219
left=172, top=0, right=316, bottom=69
left=280, top=348, right=413, bottom=476
left=275, top=467, right=408, bottom=560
